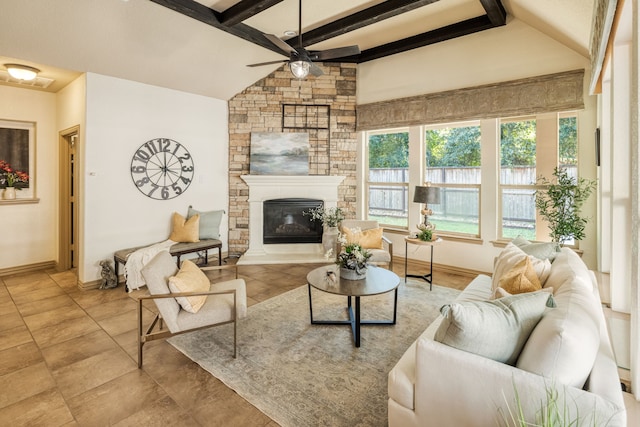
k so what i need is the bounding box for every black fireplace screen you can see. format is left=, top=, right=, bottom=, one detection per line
left=263, top=198, right=323, bottom=244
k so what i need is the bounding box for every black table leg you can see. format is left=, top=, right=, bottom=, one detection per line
left=405, top=242, right=434, bottom=290
left=309, top=286, right=397, bottom=347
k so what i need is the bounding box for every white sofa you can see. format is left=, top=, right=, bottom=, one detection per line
left=388, top=245, right=626, bottom=426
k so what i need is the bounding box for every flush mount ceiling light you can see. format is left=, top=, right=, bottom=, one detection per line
left=4, top=64, right=40, bottom=81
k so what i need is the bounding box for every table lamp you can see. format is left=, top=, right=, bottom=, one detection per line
left=413, top=184, right=441, bottom=229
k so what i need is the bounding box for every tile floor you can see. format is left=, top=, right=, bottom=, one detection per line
left=0, top=259, right=637, bottom=426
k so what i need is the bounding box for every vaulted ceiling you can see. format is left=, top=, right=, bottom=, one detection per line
left=0, top=0, right=594, bottom=100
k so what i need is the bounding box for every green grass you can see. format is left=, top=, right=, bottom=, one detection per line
left=369, top=215, right=536, bottom=240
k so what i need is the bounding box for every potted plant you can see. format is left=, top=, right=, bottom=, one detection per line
left=336, top=243, right=372, bottom=280
left=534, top=167, right=596, bottom=246
left=304, top=206, right=345, bottom=258
left=0, top=160, right=29, bottom=200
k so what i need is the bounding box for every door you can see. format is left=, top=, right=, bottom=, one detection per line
left=59, top=126, right=80, bottom=270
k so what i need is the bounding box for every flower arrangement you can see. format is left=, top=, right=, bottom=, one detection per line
left=0, top=160, right=29, bottom=188
left=304, top=206, right=345, bottom=228
left=336, top=243, right=372, bottom=274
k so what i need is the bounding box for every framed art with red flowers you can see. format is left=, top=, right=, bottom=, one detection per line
left=0, top=119, right=35, bottom=200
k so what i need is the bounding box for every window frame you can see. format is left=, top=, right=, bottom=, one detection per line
left=365, top=128, right=410, bottom=229
left=423, top=120, right=482, bottom=239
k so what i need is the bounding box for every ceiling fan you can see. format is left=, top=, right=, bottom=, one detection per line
left=247, top=0, right=360, bottom=79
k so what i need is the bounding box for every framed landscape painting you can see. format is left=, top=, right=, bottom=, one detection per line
left=250, top=132, right=309, bottom=175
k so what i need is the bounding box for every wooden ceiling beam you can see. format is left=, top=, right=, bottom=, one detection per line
left=220, top=0, right=285, bottom=27
left=298, top=0, right=441, bottom=48
left=478, top=0, right=507, bottom=26
left=150, top=0, right=284, bottom=55
left=327, top=16, right=495, bottom=63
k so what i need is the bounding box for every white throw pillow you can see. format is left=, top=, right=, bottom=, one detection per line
left=492, top=243, right=552, bottom=290
left=516, top=271, right=602, bottom=388
left=168, top=259, right=210, bottom=313
left=434, top=290, right=555, bottom=365
left=511, top=236, right=559, bottom=262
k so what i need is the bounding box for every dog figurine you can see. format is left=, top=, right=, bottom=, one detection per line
left=99, top=260, right=118, bottom=290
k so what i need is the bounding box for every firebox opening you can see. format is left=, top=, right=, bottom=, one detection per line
left=263, top=198, right=323, bottom=244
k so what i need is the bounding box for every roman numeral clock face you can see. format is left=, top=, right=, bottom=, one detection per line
left=130, top=138, right=194, bottom=200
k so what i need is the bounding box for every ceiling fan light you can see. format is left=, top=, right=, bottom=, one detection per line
left=4, top=64, right=40, bottom=81
left=289, top=60, right=310, bottom=79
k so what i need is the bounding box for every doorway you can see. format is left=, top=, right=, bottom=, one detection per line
left=59, top=126, right=80, bottom=271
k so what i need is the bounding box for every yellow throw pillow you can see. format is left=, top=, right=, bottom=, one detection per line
left=168, top=259, right=209, bottom=313
left=341, top=226, right=384, bottom=249
left=498, top=256, right=542, bottom=295
left=169, top=212, right=200, bottom=243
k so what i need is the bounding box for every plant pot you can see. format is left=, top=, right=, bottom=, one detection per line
left=322, top=226, right=339, bottom=258
left=340, top=266, right=367, bottom=280
left=3, top=187, right=16, bottom=200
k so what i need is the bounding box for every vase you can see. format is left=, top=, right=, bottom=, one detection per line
left=322, top=226, right=339, bottom=259
left=3, top=187, right=16, bottom=200
left=340, top=266, right=367, bottom=280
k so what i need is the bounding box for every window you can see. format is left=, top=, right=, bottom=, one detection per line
left=499, top=113, right=579, bottom=243
left=366, top=130, right=409, bottom=228
left=499, top=117, right=537, bottom=240
left=425, top=122, right=481, bottom=237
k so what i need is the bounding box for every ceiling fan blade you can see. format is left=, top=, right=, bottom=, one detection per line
left=247, top=59, right=288, bottom=67
left=264, top=34, right=298, bottom=56
left=312, top=45, right=360, bottom=61
left=309, top=62, right=324, bottom=77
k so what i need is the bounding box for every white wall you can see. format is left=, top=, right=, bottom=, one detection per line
left=357, top=17, right=597, bottom=274
left=357, top=18, right=590, bottom=105
left=81, top=73, right=228, bottom=283
left=0, top=85, right=58, bottom=270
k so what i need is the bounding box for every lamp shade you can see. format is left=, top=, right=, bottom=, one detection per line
left=413, top=185, right=441, bottom=204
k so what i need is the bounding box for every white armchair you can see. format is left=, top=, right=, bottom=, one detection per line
left=137, top=251, right=247, bottom=368
left=340, top=219, right=393, bottom=271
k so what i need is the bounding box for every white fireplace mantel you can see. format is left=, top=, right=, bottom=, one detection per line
left=239, top=175, right=345, bottom=264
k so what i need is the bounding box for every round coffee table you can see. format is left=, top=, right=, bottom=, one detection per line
left=306, top=264, right=400, bottom=347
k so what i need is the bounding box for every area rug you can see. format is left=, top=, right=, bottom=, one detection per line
left=168, top=279, right=460, bottom=427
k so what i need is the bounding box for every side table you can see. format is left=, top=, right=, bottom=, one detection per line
left=404, top=237, right=441, bottom=290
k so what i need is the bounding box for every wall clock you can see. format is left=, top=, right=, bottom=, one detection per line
left=130, top=138, right=194, bottom=200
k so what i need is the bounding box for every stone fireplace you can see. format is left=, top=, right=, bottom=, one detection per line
left=239, top=175, right=345, bottom=264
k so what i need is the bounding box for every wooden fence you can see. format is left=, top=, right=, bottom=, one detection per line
left=368, top=166, right=576, bottom=225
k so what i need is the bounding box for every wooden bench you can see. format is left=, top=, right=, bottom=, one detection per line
left=114, top=239, right=222, bottom=290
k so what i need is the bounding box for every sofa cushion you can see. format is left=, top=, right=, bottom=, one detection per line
left=516, top=250, right=602, bottom=388
left=169, top=212, right=200, bottom=243
left=512, top=236, right=559, bottom=262
left=492, top=243, right=551, bottom=289
left=187, top=206, right=224, bottom=240
left=498, top=256, right=542, bottom=294
left=168, top=259, right=210, bottom=313
left=434, top=290, right=554, bottom=365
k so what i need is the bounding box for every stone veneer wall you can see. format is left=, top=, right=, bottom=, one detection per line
left=227, top=63, right=357, bottom=256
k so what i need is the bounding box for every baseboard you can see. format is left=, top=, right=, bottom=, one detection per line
left=78, top=278, right=102, bottom=291
left=394, top=255, right=489, bottom=278
left=0, top=261, right=57, bottom=277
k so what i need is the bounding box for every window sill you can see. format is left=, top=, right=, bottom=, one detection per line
left=0, top=198, right=40, bottom=205
left=490, top=239, right=584, bottom=256
left=382, top=226, right=484, bottom=245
